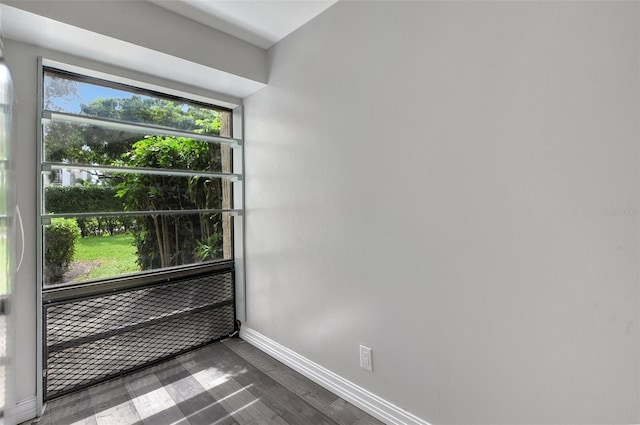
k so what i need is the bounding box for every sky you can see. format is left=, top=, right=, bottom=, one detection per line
left=63, top=82, right=142, bottom=113
left=45, top=74, right=148, bottom=113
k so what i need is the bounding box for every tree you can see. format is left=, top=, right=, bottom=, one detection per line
left=114, top=136, right=224, bottom=269
left=46, top=93, right=232, bottom=271
left=44, top=96, right=224, bottom=168
left=44, top=73, right=80, bottom=111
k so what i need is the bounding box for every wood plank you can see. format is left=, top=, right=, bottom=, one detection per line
left=222, top=338, right=340, bottom=412
left=182, top=354, right=289, bottom=425
left=194, top=342, right=340, bottom=425
left=323, top=398, right=385, bottom=425
left=208, top=377, right=290, bottom=425
left=154, top=357, right=237, bottom=425
left=125, top=372, right=186, bottom=425
left=42, top=388, right=97, bottom=425
left=88, top=377, right=143, bottom=425
left=223, top=339, right=383, bottom=425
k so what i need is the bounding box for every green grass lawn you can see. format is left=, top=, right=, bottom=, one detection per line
left=73, top=234, right=139, bottom=281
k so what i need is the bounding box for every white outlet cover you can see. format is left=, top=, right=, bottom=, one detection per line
left=360, top=345, right=373, bottom=372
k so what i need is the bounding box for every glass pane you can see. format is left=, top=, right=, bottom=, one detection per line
left=42, top=68, right=235, bottom=289
left=43, top=169, right=230, bottom=215
left=43, top=122, right=231, bottom=173
left=43, top=70, right=231, bottom=135
left=43, top=212, right=233, bottom=286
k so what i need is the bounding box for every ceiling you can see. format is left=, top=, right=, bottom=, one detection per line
left=0, top=0, right=338, bottom=100
left=148, top=0, right=338, bottom=49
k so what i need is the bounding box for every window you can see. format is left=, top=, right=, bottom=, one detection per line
left=40, top=68, right=242, bottom=287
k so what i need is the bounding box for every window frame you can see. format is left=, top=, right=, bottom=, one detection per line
left=35, top=56, right=247, bottom=418
left=37, top=62, right=245, bottom=293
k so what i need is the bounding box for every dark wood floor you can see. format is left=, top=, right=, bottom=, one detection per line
left=28, top=338, right=384, bottom=425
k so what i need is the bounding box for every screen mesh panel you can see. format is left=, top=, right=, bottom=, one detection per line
left=44, top=270, right=235, bottom=399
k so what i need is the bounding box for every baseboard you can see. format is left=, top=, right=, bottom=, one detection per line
left=8, top=396, right=36, bottom=424
left=239, top=327, right=430, bottom=425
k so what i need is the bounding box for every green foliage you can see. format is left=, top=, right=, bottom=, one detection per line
left=114, top=136, right=213, bottom=177
left=46, top=185, right=123, bottom=213
left=80, top=97, right=222, bottom=132
left=194, top=233, right=223, bottom=262
left=45, top=186, right=129, bottom=237
left=45, top=94, right=228, bottom=273
left=114, top=136, right=224, bottom=270
left=44, top=96, right=223, bottom=168
left=44, top=218, right=81, bottom=284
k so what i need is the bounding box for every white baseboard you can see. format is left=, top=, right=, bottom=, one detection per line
left=239, top=327, right=430, bottom=425
left=8, top=396, right=36, bottom=424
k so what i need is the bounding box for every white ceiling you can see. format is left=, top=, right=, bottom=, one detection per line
left=149, top=0, right=338, bottom=49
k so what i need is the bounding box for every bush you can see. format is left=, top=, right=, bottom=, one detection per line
left=44, top=218, right=81, bottom=284
left=45, top=186, right=128, bottom=237
left=194, top=233, right=223, bottom=262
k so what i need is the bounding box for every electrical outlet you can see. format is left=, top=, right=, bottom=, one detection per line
left=360, top=345, right=373, bottom=372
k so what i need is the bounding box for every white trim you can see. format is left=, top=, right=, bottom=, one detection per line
left=239, top=328, right=431, bottom=425
left=8, top=396, right=37, bottom=424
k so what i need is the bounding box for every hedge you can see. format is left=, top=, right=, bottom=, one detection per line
left=45, top=186, right=128, bottom=237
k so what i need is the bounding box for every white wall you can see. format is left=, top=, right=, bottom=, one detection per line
left=243, top=2, right=640, bottom=424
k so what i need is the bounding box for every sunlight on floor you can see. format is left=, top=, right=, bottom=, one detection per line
left=192, top=368, right=231, bottom=390
left=64, top=366, right=254, bottom=425
left=130, top=386, right=175, bottom=421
